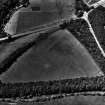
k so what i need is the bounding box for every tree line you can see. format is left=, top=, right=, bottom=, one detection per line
left=0, top=76, right=105, bottom=98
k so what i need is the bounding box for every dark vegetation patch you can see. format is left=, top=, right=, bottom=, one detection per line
left=0, top=76, right=105, bottom=98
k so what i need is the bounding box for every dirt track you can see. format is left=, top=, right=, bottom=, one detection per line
left=88, top=6, right=105, bottom=52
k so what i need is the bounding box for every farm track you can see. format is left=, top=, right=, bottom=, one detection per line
left=1, top=19, right=63, bottom=42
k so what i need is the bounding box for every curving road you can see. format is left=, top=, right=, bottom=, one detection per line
left=0, top=1, right=105, bottom=81
left=81, top=9, right=105, bottom=57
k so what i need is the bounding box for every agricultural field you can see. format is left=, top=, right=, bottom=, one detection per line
left=0, top=30, right=102, bottom=82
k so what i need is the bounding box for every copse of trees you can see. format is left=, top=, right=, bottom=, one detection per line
left=0, top=0, right=30, bottom=36
left=0, top=76, right=105, bottom=98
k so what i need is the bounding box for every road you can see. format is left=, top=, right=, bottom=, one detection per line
left=81, top=6, right=105, bottom=74
left=81, top=10, right=105, bottom=57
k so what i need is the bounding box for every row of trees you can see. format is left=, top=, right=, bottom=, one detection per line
left=0, top=76, right=105, bottom=98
